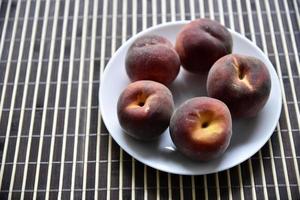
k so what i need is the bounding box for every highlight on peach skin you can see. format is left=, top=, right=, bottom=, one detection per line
left=125, top=34, right=181, bottom=85
left=207, top=54, right=271, bottom=118
left=169, top=97, right=232, bottom=161
left=175, top=18, right=232, bottom=74
left=117, top=80, right=174, bottom=141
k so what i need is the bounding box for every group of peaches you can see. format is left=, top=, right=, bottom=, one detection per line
left=116, top=19, right=271, bottom=161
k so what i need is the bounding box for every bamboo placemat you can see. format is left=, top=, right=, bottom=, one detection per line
left=0, top=0, right=299, bottom=199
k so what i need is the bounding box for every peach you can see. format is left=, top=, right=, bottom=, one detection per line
left=117, top=80, right=174, bottom=141
left=169, top=97, right=232, bottom=161
left=125, top=34, right=181, bottom=85
left=175, top=19, right=232, bottom=74
left=207, top=54, right=271, bottom=118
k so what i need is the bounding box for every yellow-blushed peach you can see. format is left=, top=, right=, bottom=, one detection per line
left=207, top=54, right=271, bottom=118
left=117, top=80, right=174, bottom=141
left=170, top=97, right=232, bottom=161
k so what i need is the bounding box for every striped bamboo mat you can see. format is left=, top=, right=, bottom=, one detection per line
left=0, top=0, right=299, bottom=199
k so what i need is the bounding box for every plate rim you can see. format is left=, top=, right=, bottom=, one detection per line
left=99, top=20, right=282, bottom=175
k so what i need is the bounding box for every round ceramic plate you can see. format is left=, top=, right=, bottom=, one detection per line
left=99, top=21, right=282, bottom=175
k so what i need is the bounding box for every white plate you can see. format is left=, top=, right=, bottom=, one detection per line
left=99, top=21, right=282, bottom=175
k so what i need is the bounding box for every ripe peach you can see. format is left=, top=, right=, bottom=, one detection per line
left=169, top=97, right=232, bottom=161
left=207, top=54, right=271, bottom=118
left=175, top=19, right=232, bottom=74
left=117, top=80, right=174, bottom=141
left=125, top=34, right=181, bottom=85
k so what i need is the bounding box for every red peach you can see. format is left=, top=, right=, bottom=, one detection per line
left=125, top=35, right=181, bottom=85
left=175, top=19, right=232, bottom=74
left=207, top=54, right=271, bottom=117
left=117, top=80, right=174, bottom=141
left=170, top=97, right=232, bottom=161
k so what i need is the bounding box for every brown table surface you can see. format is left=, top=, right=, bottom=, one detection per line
left=0, top=0, right=299, bottom=199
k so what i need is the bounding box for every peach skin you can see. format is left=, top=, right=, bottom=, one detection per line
left=207, top=54, right=271, bottom=118
left=175, top=18, right=232, bottom=74
left=117, top=80, right=174, bottom=141
left=170, top=97, right=232, bottom=161
left=125, top=35, right=180, bottom=85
